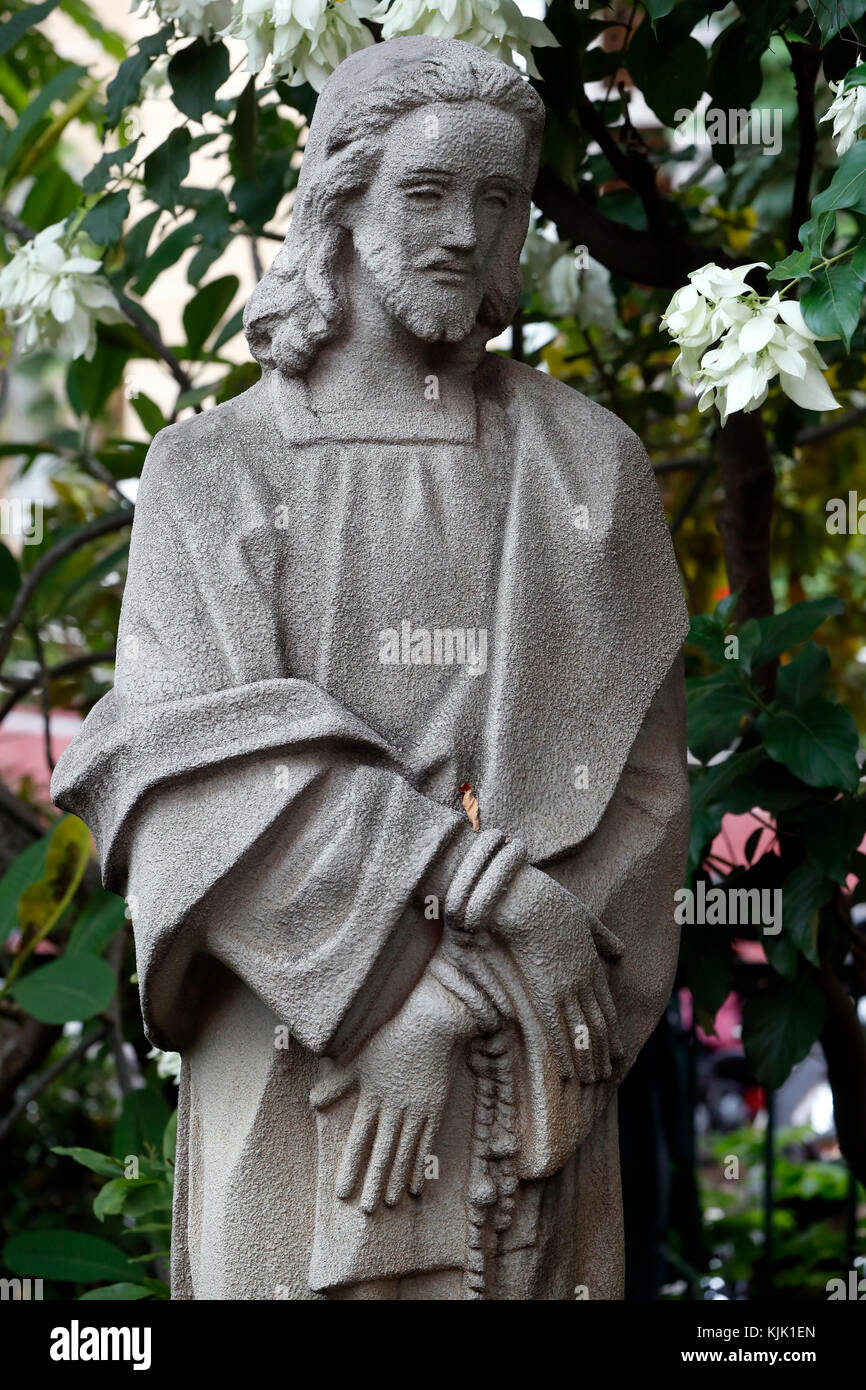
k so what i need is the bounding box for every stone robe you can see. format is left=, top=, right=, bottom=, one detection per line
left=51, top=351, right=690, bottom=1299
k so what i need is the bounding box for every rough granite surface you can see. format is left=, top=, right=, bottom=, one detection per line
left=52, top=35, right=690, bottom=1300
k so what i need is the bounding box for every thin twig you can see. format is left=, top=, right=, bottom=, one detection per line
left=0, top=1023, right=106, bottom=1144
left=0, top=510, right=133, bottom=670
left=0, top=648, right=116, bottom=724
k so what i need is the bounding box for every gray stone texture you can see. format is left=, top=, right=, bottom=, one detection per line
left=52, top=36, right=690, bottom=1300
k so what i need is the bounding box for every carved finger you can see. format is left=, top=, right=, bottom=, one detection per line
left=592, top=960, right=624, bottom=1060
left=335, top=1092, right=379, bottom=1201
left=409, top=1117, right=437, bottom=1197
left=538, top=993, right=576, bottom=1080
left=579, top=984, right=611, bottom=1081
left=563, top=995, right=594, bottom=1085
left=359, top=1106, right=403, bottom=1214
left=385, top=1112, right=426, bottom=1208
left=589, top=919, right=625, bottom=963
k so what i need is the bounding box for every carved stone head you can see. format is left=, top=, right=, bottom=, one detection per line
left=244, top=37, right=545, bottom=376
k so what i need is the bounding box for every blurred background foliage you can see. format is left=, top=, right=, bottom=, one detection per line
left=0, top=0, right=864, bottom=1300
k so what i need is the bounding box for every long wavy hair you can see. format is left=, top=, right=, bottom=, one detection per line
left=243, top=44, right=544, bottom=377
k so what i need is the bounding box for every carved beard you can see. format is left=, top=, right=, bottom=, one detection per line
left=353, top=226, right=486, bottom=345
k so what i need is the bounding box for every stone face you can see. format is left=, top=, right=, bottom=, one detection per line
left=51, top=36, right=690, bottom=1300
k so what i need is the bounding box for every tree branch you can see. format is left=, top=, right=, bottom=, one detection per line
left=0, top=648, right=116, bottom=724
left=531, top=165, right=740, bottom=289
left=788, top=41, right=822, bottom=254
left=0, top=511, right=133, bottom=670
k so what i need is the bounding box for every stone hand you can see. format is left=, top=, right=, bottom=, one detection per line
left=476, top=864, right=625, bottom=1084
left=310, top=966, right=494, bottom=1214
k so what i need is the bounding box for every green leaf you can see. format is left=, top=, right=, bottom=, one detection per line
left=21, top=163, right=80, bottom=229
left=53, top=1146, right=124, bottom=1178
left=82, top=189, right=129, bottom=246
left=782, top=860, right=834, bottom=964
left=104, top=25, right=171, bottom=130
left=233, top=74, right=258, bottom=179
left=112, top=1087, right=172, bottom=1161
left=183, top=275, right=239, bottom=357
left=94, top=1177, right=159, bottom=1222
left=734, top=618, right=762, bottom=674
left=796, top=800, right=866, bottom=884
left=82, top=140, right=139, bottom=196
left=168, top=38, right=229, bottom=123
left=641, top=0, right=675, bottom=19
left=768, top=248, right=813, bottom=282
left=627, top=18, right=707, bottom=127
left=3, top=1230, right=141, bottom=1284
left=162, top=1108, right=178, bottom=1165
left=686, top=611, right=726, bottom=663
left=678, top=923, right=734, bottom=1032
left=17, top=815, right=91, bottom=942
left=67, top=887, right=127, bottom=956
left=775, top=641, right=830, bottom=707
left=130, top=392, right=167, bottom=437
left=215, top=361, right=260, bottom=403
left=752, top=596, right=843, bottom=666
left=79, top=1283, right=153, bottom=1300
left=742, top=969, right=828, bottom=1090
left=811, top=141, right=866, bottom=217
left=805, top=0, right=866, bottom=44
left=144, top=127, right=192, bottom=211
left=132, top=221, right=197, bottom=295
left=798, top=209, right=836, bottom=259
left=0, top=538, right=21, bottom=610
left=0, top=0, right=62, bottom=61
left=0, top=834, right=51, bottom=945
left=213, top=306, right=245, bottom=352
left=11, top=954, right=115, bottom=1023
left=801, top=262, right=863, bottom=349
left=2, top=65, right=86, bottom=183
left=760, top=699, right=860, bottom=792
left=67, top=343, right=128, bottom=419
left=686, top=670, right=756, bottom=762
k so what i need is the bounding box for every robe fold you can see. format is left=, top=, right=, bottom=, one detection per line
left=52, top=352, right=690, bottom=1299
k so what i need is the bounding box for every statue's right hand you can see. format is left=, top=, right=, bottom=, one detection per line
left=486, top=864, right=625, bottom=1085
left=310, top=969, right=488, bottom=1215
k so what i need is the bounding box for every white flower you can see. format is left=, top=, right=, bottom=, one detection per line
left=662, top=262, right=840, bottom=423
left=222, top=0, right=375, bottom=90
left=0, top=222, right=123, bottom=362
left=820, top=58, right=866, bottom=157
left=543, top=250, right=618, bottom=332
left=133, top=0, right=233, bottom=38
left=371, top=0, right=557, bottom=78
left=147, top=1047, right=182, bottom=1084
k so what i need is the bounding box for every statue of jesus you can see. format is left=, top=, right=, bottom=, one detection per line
left=53, top=35, right=690, bottom=1301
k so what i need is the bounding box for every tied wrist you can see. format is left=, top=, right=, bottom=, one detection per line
left=427, top=951, right=498, bottom=1033
left=444, top=830, right=527, bottom=937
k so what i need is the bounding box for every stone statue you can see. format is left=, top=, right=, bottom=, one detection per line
left=52, top=35, right=690, bottom=1301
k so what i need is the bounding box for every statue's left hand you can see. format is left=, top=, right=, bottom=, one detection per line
left=310, top=968, right=491, bottom=1214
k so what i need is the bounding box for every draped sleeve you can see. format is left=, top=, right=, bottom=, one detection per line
left=51, top=420, right=525, bottom=1054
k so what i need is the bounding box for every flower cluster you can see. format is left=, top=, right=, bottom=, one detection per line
left=521, top=225, right=618, bottom=333
left=147, top=1047, right=182, bottom=1084
left=662, top=263, right=840, bottom=423
left=0, top=222, right=123, bottom=362
left=223, top=0, right=376, bottom=90
left=134, top=0, right=232, bottom=40
left=140, top=0, right=556, bottom=87
left=820, top=58, right=866, bottom=157
left=372, top=0, right=557, bottom=78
